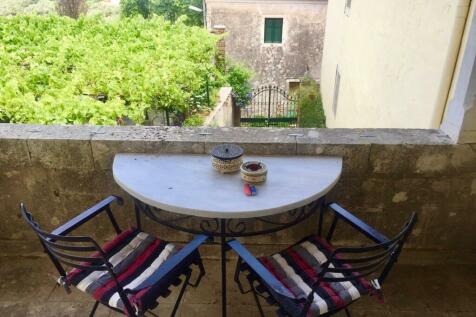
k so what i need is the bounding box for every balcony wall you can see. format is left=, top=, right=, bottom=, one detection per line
left=0, top=124, right=475, bottom=264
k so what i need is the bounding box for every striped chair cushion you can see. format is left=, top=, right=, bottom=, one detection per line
left=67, top=228, right=179, bottom=315
left=259, top=236, right=372, bottom=316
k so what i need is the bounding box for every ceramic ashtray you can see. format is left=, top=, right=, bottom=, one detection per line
left=240, top=161, right=267, bottom=184
left=211, top=143, right=244, bottom=174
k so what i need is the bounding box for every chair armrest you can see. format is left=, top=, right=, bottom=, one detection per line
left=328, top=203, right=389, bottom=244
left=51, top=195, right=123, bottom=236
left=132, top=234, right=209, bottom=291
left=227, top=239, right=294, bottom=298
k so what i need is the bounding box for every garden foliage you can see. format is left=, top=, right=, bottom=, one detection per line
left=0, top=15, right=226, bottom=125
left=226, top=64, right=253, bottom=107
left=297, top=78, right=326, bottom=128
left=120, top=0, right=203, bottom=26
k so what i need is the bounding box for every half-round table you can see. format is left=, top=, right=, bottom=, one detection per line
left=113, top=153, right=342, bottom=317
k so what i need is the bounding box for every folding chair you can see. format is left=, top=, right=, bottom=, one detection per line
left=21, top=195, right=207, bottom=317
left=229, top=203, right=417, bottom=317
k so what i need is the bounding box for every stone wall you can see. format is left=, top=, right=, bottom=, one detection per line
left=204, top=87, right=235, bottom=127
left=0, top=124, right=475, bottom=264
left=205, top=0, right=327, bottom=88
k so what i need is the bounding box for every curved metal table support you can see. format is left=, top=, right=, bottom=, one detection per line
left=133, top=197, right=326, bottom=317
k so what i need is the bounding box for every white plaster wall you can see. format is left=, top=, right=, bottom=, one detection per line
left=461, top=101, right=476, bottom=143
left=320, top=0, right=471, bottom=129
left=204, top=87, right=234, bottom=127
left=442, top=1, right=476, bottom=143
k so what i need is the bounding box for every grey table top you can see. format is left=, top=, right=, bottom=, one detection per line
left=113, top=154, right=342, bottom=219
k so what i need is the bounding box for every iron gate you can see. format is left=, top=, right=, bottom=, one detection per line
left=240, top=85, right=298, bottom=127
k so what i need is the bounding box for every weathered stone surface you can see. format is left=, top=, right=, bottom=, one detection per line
left=2, top=256, right=476, bottom=317
left=92, top=139, right=162, bottom=170
left=294, top=128, right=451, bottom=145
left=162, top=126, right=206, bottom=154
left=204, top=127, right=296, bottom=155
left=0, top=123, right=45, bottom=139
left=26, top=126, right=96, bottom=170
left=91, top=125, right=166, bottom=169
left=28, top=138, right=94, bottom=170
left=206, top=1, right=326, bottom=88
left=0, top=124, right=475, bottom=265
left=370, top=144, right=476, bottom=175
left=298, top=143, right=371, bottom=176
left=0, top=139, right=30, bottom=168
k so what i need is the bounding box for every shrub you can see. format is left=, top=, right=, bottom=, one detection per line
left=183, top=114, right=204, bottom=126
left=0, top=15, right=222, bottom=125
left=297, top=78, right=326, bottom=128
left=120, top=0, right=150, bottom=18
left=56, top=0, right=88, bottom=19
left=225, top=64, right=252, bottom=107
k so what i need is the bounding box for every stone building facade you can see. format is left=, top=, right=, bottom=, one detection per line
left=205, top=0, right=328, bottom=89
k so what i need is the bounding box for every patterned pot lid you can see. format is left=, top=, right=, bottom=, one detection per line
left=211, top=144, right=244, bottom=161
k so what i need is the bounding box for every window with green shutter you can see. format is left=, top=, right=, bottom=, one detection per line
left=264, top=18, right=283, bottom=43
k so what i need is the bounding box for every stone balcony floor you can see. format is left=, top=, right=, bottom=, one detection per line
left=1, top=256, right=475, bottom=317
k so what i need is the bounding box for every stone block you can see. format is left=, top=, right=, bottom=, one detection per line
left=162, top=126, right=206, bottom=154
left=204, top=127, right=296, bottom=155
left=91, top=125, right=166, bottom=170
left=326, top=177, right=365, bottom=207
left=407, top=144, right=476, bottom=176
left=52, top=169, right=115, bottom=195
left=369, top=144, right=406, bottom=174
left=26, top=126, right=96, bottom=170
left=298, top=143, right=371, bottom=177
left=294, top=128, right=450, bottom=146
left=0, top=167, right=61, bottom=240
left=91, top=139, right=162, bottom=170
left=28, top=138, right=94, bottom=170
left=371, top=144, right=476, bottom=176
left=0, top=139, right=30, bottom=168
left=0, top=123, right=44, bottom=139
left=470, top=143, right=476, bottom=152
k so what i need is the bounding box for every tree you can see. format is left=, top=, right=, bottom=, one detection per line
left=120, top=0, right=151, bottom=19
left=56, top=0, right=87, bottom=19
left=121, top=0, right=203, bottom=25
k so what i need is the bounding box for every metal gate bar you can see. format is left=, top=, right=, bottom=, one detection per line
left=240, top=85, right=297, bottom=127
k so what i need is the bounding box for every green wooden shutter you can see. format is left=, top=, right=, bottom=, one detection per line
left=264, top=18, right=283, bottom=43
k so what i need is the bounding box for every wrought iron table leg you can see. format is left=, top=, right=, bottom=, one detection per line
left=89, top=301, right=99, bottom=317
left=220, top=219, right=227, bottom=317
left=134, top=200, right=142, bottom=230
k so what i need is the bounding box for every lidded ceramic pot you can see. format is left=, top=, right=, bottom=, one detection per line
left=211, top=144, right=244, bottom=174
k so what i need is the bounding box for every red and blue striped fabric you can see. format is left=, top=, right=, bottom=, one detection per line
left=259, top=236, right=372, bottom=316
left=67, top=228, right=178, bottom=315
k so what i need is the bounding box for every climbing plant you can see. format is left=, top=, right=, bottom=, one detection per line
left=0, top=15, right=222, bottom=125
